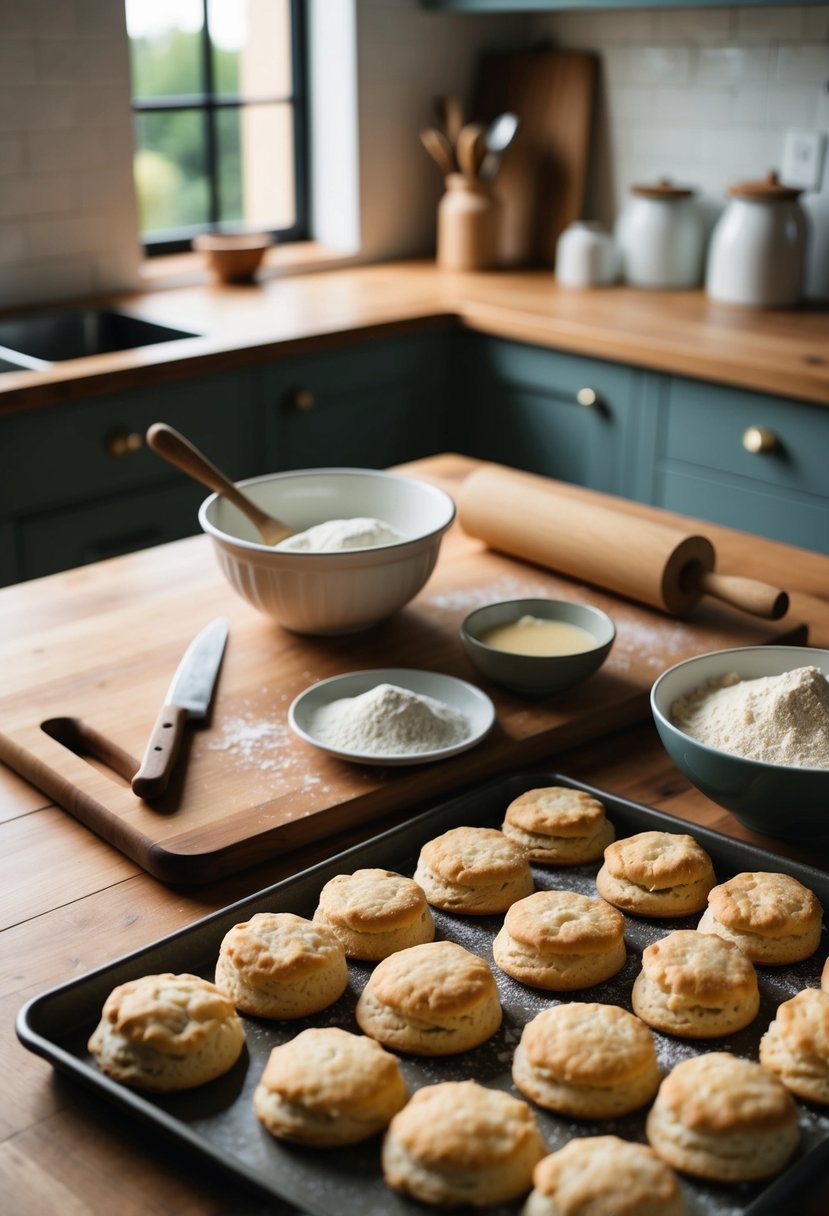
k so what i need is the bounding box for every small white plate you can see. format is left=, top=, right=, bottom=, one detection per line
left=288, top=667, right=495, bottom=766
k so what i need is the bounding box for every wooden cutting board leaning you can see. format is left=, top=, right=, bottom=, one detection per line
left=0, top=465, right=807, bottom=884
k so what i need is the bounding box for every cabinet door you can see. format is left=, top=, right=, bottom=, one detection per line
left=449, top=333, right=638, bottom=495
left=259, top=331, right=449, bottom=472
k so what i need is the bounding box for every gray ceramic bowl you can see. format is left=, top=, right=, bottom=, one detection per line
left=460, top=598, right=615, bottom=696
left=651, top=645, right=829, bottom=840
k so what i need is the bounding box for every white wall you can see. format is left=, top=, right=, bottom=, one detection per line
left=0, top=1, right=826, bottom=311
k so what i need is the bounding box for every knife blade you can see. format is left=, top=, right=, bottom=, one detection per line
left=131, top=617, right=229, bottom=801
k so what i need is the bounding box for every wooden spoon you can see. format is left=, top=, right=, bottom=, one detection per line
left=420, top=126, right=455, bottom=177
left=146, top=422, right=294, bottom=546
left=435, top=94, right=464, bottom=152
left=456, top=122, right=487, bottom=179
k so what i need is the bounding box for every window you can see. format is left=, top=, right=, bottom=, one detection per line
left=125, top=0, right=307, bottom=254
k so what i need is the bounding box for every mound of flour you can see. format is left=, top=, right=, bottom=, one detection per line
left=276, top=517, right=404, bottom=552
left=671, top=665, right=829, bottom=769
left=310, top=683, right=470, bottom=756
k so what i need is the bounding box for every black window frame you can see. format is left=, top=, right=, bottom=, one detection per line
left=129, top=0, right=309, bottom=255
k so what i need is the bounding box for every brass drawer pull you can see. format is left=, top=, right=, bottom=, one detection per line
left=105, top=430, right=143, bottom=458
left=576, top=387, right=600, bottom=408
left=287, top=388, right=315, bottom=413
left=742, top=426, right=780, bottom=455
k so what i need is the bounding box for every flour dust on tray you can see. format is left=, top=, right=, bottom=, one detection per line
left=275, top=518, right=404, bottom=552
left=309, top=683, right=470, bottom=756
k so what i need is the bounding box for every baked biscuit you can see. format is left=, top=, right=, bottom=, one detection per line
left=413, top=825, right=533, bottom=914
left=502, top=786, right=615, bottom=865
left=522, top=1136, right=686, bottom=1216
left=596, top=831, right=715, bottom=917
left=355, top=940, right=502, bottom=1055
left=760, top=987, right=829, bottom=1104
left=646, top=1052, right=799, bottom=1182
left=512, top=1002, right=661, bottom=1118
left=382, top=1079, right=545, bottom=1206
left=87, top=972, right=245, bottom=1093
left=214, top=912, right=348, bottom=1019
left=632, top=929, right=760, bottom=1038
left=253, top=1027, right=408, bottom=1145
left=313, top=868, right=435, bottom=960
left=493, top=890, right=626, bottom=990
left=697, top=871, right=822, bottom=964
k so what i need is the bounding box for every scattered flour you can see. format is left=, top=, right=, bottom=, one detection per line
left=309, top=682, right=470, bottom=756
left=205, top=709, right=327, bottom=795
left=275, top=516, right=404, bottom=552
left=672, top=665, right=829, bottom=769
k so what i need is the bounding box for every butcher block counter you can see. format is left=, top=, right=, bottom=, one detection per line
left=3, top=453, right=829, bottom=1216
left=0, top=259, right=828, bottom=414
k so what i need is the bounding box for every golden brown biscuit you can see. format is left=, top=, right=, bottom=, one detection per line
left=646, top=1052, right=799, bottom=1182
left=87, top=972, right=245, bottom=1093
left=253, top=1027, right=408, bottom=1145
left=356, top=940, right=502, bottom=1055
left=522, top=1136, right=686, bottom=1216
left=596, top=831, right=715, bottom=917
left=413, top=825, right=534, bottom=914
left=493, top=890, right=626, bottom=990
left=214, top=912, right=348, bottom=1018
left=697, top=871, right=822, bottom=964
left=760, top=987, right=829, bottom=1104
left=513, top=1002, right=661, bottom=1118
left=313, top=868, right=435, bottom=960
left=382, top=1079, right=546, bottom=1206
left=632, top=929, right=760, bottom=1038
left=502, top=786, right=615, bottom=865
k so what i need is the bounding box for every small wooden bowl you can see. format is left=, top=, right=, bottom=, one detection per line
left=192, top=233, right=272, bottom=283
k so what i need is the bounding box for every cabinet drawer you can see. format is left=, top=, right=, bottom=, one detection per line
left=473, top=337, right=635, bottom=407
left=1, top=371, right=255, bottom=516
left=656, top=467, right=829, bottom=556
left=663, top=377, right=829, bottom=499
left=19, top=481, right=207, bottom=580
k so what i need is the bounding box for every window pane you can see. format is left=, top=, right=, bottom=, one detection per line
left=209, top=0, right=292, bottom=98
left=217, top=103, right=295, bottom=230
left=133, top=110, right=209, bottom=235
left=126, top=0, right=205, bottom=98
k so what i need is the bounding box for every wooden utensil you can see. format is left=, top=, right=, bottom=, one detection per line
left=456, top=122, right=487, bottom=179
left=435, top=94, right=464, bottom=153
left=457, top=464, right=789, bottom=620
left=146, top=422, right=294, bottom=546
left=420, top=126, right=456, bottom=177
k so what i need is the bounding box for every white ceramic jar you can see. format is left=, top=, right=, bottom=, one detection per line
left=555, top=221, right=619, bottom=288
left=706, top=171, right=807, bottom=308
left=616, top=179, right=705, bottom=289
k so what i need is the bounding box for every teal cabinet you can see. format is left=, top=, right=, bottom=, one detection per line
left=258, top=331, right=450, bottom=473
left=644, top=373, right=829, bottom=555
left=449, top=333, right=641, bottom=496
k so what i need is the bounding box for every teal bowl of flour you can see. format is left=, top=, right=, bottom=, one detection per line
left=651, top=646, right=829, bottom=841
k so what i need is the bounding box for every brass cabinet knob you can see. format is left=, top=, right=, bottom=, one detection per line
left=287, top=388, right=315, bottom=413
left=105, top=430, right=143, bottom=458
left=576, top=387, right=600, bottom=408
left=742, top=425, right=780, bottom=455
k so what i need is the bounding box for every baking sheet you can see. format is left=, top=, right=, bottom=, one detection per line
left=17, top=773, right=829, bottom=1216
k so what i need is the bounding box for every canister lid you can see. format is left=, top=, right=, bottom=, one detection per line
left=630, top=177, right=695, bottom=199
left=728, top=169, right=801, bottom=200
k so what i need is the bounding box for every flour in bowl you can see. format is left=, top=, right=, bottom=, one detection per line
left=275, top=517, right=404, bottom=552
left=310, top=683, right=470, bottom=756
left=671, top=665, right=829, bottom=769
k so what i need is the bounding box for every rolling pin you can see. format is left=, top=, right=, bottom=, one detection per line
left=456, top=464, right=789, bottom=620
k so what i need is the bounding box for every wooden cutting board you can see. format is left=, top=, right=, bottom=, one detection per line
left=0, top=488, right=806, bottom=885
left=473, top=47, right=598, bottom=266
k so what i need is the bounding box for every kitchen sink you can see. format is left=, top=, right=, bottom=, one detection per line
left=0, top=308, right=199, bottom=365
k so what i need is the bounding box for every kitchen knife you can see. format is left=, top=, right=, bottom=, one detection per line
left=131, top=617, right=229, bottom=801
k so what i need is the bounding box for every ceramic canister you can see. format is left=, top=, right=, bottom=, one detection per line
left=555, top=221, right=619, bottom=287
left=616, top=179, right=706, bottom=289
left=706, top=170, right=807, bottom=308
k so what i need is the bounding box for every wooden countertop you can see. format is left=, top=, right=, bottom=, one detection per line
left=2, top=454, right=829, bottom=1214
left=1, top=259, right=828, bottom=416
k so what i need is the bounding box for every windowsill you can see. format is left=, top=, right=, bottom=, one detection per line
left=137, top=240, right=361, bottom=293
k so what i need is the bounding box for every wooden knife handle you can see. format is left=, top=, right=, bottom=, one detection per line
left=131, top=704, right=189, bottom=800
